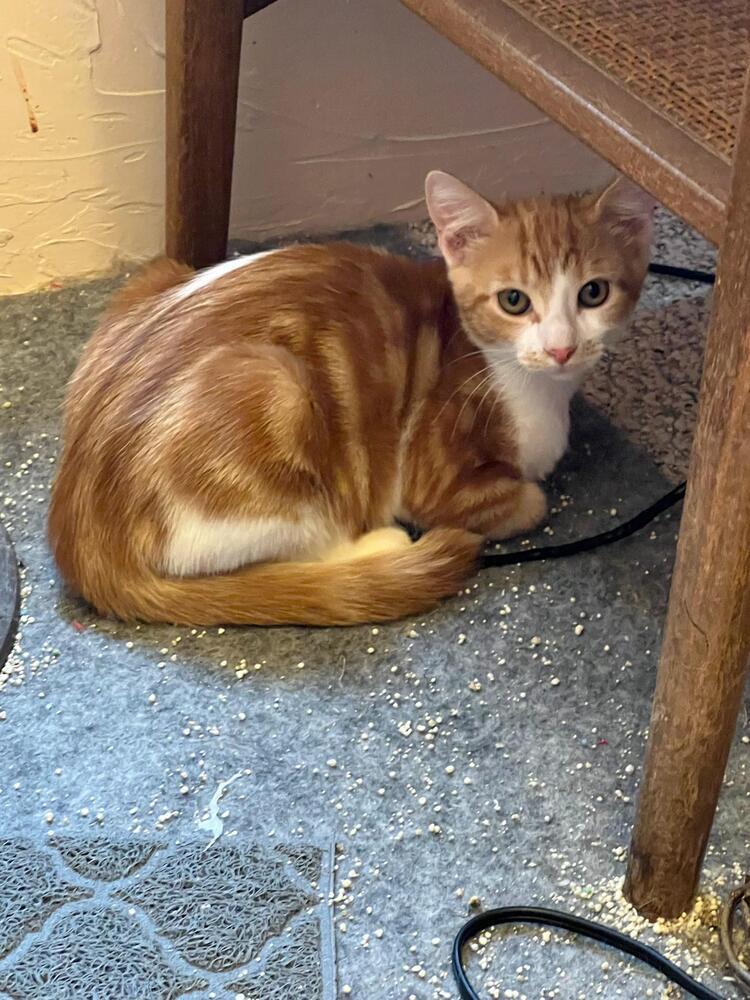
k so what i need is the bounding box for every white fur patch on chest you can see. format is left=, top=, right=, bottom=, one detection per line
left=492, top=363, right=577, bottom=480
left=163, top=505, right=335, bottom=577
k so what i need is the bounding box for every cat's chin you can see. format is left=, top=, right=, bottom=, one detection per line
left=544, top=364, right=586, bottom=381
left=514, top=359, right=585, bottom=381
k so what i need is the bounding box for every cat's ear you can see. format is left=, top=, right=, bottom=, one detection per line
left=593, top=176, right=656, bottom=247
left=425, top=171, right=499, bottom=265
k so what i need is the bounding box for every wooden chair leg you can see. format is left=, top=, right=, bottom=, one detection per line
left=165, top=0, right=245, bottom=268
left=623, top=84, right=750, bottom=920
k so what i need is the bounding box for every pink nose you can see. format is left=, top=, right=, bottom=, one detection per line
left=545, top=346, right=577, bottom=366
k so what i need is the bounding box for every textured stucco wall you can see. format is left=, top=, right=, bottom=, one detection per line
left=1, top=0, right=164, bottom=295
left=1, top=0, right=607, bottom=295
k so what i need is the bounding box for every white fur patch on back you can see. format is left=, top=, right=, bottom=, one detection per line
left=164, top=505, right=336, bottom=577
left=171, top=250, right=279, bottom=304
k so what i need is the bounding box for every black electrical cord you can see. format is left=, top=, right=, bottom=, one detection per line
left=721, top=877, right=750, bottom=993
left=452, top=907, right=727, bottom=1000
left=647, top=261, right=716, bottom=284
left=454, top=262, right=737, bottom=999
left=480, top=481, right=685, bottom=569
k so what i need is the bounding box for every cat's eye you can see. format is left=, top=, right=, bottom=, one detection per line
left=578, top=279, right=610, bottom=308
left=497, top=288, right=531, bottom=315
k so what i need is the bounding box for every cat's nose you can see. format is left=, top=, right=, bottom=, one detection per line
left=545, top=346, right=577, bottom=366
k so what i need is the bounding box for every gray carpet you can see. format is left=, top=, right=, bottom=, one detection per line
left=0, top=225, right=747, bottom=999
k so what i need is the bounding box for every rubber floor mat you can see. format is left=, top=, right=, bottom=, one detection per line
left=0, top=835, right=336, bottom=999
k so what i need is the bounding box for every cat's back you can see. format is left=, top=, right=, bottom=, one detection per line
left=67, top=244, right=442, bottom=423
left=164, top=242, right=444, bottom=344
left=144, top=242, right=435, bottom=326
left=62, top=243, right=448, bottom=458
left=80, top=243, right=437, bottom=369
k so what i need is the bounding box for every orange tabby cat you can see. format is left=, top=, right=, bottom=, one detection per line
left=48, top=171, right=653, bottom=625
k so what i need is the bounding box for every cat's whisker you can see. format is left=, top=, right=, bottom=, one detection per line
left=442, top=349, right=487, bottom=369
left=483, top=392, right=502, bottom=439
left=435, top=366, right=491, bottom=425
left=468, top=378, right=500, bottom=440
left=450, top=370, right=495, bottom=440
left=489, top=355, right=522, bottom=373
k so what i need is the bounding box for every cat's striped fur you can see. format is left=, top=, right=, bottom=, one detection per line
left=48, top=172, right=653, bottom=625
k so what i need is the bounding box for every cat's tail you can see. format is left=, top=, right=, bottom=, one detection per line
left=97, top=528, right=481, bottom=626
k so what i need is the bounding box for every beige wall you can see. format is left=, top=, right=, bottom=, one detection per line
left=1, top=0, right=164, bottom=295
left=1, top=0, right=608, bottom=295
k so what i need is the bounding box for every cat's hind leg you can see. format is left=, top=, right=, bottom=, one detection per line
left=406, top=464, right=547, bottom=542
left=157, top=341, right=345, bottom=576
left=444, top=479, right=547, bottom=540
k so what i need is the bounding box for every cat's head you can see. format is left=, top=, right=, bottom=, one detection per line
left=425, top=171, right=655, bottom=378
